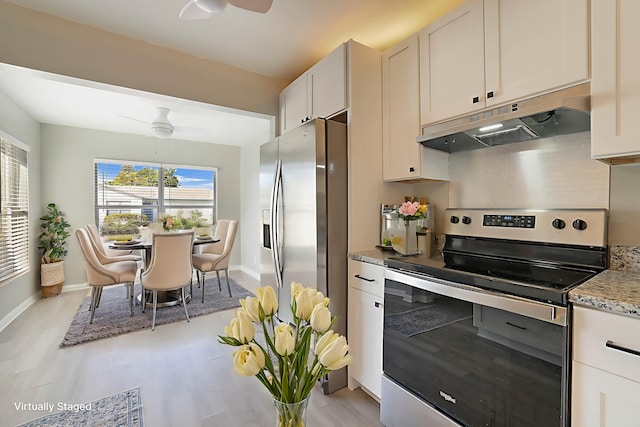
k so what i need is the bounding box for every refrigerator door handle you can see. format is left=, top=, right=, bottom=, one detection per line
left=270, top=159, right=284, bottom=288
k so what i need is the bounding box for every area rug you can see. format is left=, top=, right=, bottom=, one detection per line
left=17, top=387, right=143, bottom=427
left=384, top=299, right=472, bottom=337
left=61, top=277, right=252, bottom=347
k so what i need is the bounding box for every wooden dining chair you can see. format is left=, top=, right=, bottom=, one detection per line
left=192, top=219, right=238, bottom=302
left=141, top=231, right=194, bottom=330
left=75, top=228, right=138, bottom=324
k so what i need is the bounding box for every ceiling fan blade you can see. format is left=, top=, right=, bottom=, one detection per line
left=118, top=115, right=151, bottom=125
left=173, top=125, right=211, bottom=138
left=179, top=0, right=215, bottom=20
left=229, top=0, right=273, bottom=13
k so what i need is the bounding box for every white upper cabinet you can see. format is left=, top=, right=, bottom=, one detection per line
left=383, top=34, right=449, bottom=182
left=420, top=0, right=485, bottom=125
left=591, top=0, right=640, bottom=162
left=280, top=73, right=309, bottom=134
left=309, top=44, right=346, bottom=120
left=483, top=0, right=589, bottom=107
left=280, top=44, right=346, bottom=134
left=420, top=0, right=589, bottom=126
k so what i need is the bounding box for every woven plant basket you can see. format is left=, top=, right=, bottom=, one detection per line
left=41, top=260, right=65, bottom=288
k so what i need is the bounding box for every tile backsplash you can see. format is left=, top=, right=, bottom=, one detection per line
left=609, top=246, right=640, bottom=272
left=448, top=132, right=609, bottom=209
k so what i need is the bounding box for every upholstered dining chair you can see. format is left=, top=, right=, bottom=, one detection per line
left=192, top=219, right=238, bottom=302
left=86, top=223, right=143, bottom=264
left=141, top=231, right=194, bottom=330
left=75, top=228, right=138, bottom=324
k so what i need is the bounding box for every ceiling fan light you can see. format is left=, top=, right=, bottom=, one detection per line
left=151, top=123, right=174, bottom=139
left=194, top=0, right=228, bottom=13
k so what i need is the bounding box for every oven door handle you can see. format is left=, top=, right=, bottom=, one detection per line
left=385, top=269, right=568, bottom=326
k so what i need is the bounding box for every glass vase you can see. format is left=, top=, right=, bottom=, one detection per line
left=274, top=397, right=309, bottom=427
left=390, top=219, right=419, bottom=255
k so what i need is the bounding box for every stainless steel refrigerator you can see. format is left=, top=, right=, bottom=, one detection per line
left=260, top=117, right=348, bottom=394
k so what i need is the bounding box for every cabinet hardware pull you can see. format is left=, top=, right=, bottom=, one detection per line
left=605, top=340, right=640, bottom=357
left=506, top=321, right=527, bottom=330
left=354, top=274, right=375, bottom=282
left=472, top=96, right=480, bottom=104
left=374, top=301, right=381, bottom=308
left=409, top=166, right=415, bottom=173
left=487, top=91, right=494, bottom=99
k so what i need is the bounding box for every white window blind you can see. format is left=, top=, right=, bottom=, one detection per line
left=94, top=160, right=216, bottom=232
left=0, top=138, right=29, bottom=282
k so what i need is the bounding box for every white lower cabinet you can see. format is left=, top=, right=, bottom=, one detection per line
left=348, top=259, right=384, bottom=400
left=571, top=306, right=640, bottom=426
left=572, top=362, right=640, bottom=427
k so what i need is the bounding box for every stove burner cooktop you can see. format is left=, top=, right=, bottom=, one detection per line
left=385, top=254, right=598, bottom=306
left=385, top=209, right=608, bottom=306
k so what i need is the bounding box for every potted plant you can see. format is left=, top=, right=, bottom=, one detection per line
left=38, top=203, right=71, bottom=297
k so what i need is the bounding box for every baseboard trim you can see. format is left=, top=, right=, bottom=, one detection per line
left=62, top=283, right=90, bottom=293
left=0, top=293, right=39, bottom=333
left=237, top=265, right=259, bottom=281
left=0, top=266, right=258, bottom=333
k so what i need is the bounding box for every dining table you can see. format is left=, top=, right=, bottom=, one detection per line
left=108, top=235, right=220, bottom=307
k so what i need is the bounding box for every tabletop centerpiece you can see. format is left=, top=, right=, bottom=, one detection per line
left=218, top=282, right=351, bottom=427
left=391, top=200, right=428, bottom=255
left=158, top=214, right=178, bottom=232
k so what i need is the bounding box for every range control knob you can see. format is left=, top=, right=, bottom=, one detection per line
left=462, top=216, right=472, bottom=225
left=572, top=219, right=588, bottom=231
left=552, top=218, right=566, bottom=229
left=450, top=215, right=460, bottom=224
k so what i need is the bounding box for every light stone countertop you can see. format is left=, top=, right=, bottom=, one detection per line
left=347, top=249, right=389, bottom=266
left=569, top=269, right=640, bottom=319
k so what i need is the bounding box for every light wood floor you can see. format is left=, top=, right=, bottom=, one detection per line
left=1, top=270, right=382, bottom=426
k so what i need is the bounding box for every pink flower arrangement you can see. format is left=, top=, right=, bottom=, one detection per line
left=398, top=201, right=427, bottom=223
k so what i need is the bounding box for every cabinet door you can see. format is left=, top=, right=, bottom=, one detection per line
left=572, top=362, right=640, bottom=427
left=280, top=73, right=309, bottom=134
left=383, top=34, right=422, bottom=181
left=420, top=0, right=485, bottom=125
left=309, top=43, right=346, bottom=120
left=348, top=286, right=383, bottom=399
left=484, top=0, right=589, bottom=108
left=573, top=306, right=640, bottom=384
left=591, top=0, right=640, bottom=160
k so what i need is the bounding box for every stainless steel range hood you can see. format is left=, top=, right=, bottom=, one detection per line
left=418, top=83, right=591, bottom=153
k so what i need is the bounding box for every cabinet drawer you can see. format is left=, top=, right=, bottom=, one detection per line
left=474, top=305, right=563, bottom=362
left=573, top=306, right=640, bottom=383
left=348, top=259, right=384, bottom=298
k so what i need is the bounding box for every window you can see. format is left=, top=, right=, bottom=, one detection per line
left=0, top=137, right=29, bottom=282
left=94, top=160, right=216, bottom=235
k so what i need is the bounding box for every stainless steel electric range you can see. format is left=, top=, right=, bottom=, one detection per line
left=380, top=209, right=607, bottom=427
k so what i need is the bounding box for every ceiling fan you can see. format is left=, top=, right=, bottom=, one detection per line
left=179, top=0, right=273, bottom=20
left=119, top=107, right=206, bottom=139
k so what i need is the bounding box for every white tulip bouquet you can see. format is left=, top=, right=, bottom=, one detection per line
left=218, top=282, right=351, bottom=423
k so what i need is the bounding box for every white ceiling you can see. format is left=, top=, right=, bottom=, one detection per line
left=0, top=0, right=455, bottom=145
left=0, top=62, right=272, bottom=146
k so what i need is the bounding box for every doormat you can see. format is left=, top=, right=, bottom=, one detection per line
left=17, top=387, right=143, bottom=427
left=60, top=277, right=252, bottom=347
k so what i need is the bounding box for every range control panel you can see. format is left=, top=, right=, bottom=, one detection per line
left=444, top=209, right=607, bottom=247
left=483, top=214, right=536, bottom=228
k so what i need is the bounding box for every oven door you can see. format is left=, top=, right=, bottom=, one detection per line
left=382, top=269, right=570, bottom=427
